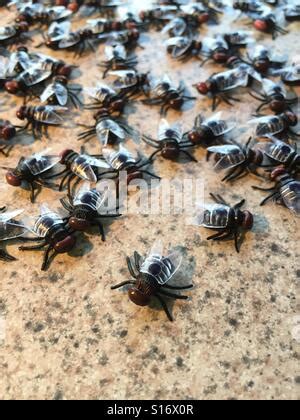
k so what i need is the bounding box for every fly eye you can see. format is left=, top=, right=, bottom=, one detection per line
left=57, top=66, right=72, bottom=77
left=254, top=19, right=269, bottom=32
left=54, top=235, right=76, bottom=253
left=16, top=106, right=26, bottom=120
left=196, top=82, right=210, bottom=95
left=128, top=288, right=149, bottom=306
left=270, top=100, right=285, bottom=113
left=188, top=130, right=203, bottom=144
left=198, top=13, right=210, bottom=24
left=60, top=149, right=73, bottom=164
left=170, top=97, right=184, bottom=109
left=270, top=166, right=287, bottom=181
left=285, top=112, right=298, bottom=126
left=213, top=52, right=229, bottom=63
left=69, top=217, right=90, bottom=231
left=1, top=126, right=16, bottom=141
left=5, top=81, right=20, bottom=94
left=6, top=171, right=22, bottom=187
left=254, top=60, right=269, bottom=73
left=68, top=2, right=79, bottom=12
left=242, top=211, right=254, bottom=230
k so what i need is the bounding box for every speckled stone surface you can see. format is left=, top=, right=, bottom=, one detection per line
left=0, top=2, right=299, bottom=400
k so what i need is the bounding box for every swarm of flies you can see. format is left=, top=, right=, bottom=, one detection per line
left=111, top=240, right=193, bottom=322
left=249, top=78, right=298, bottom=114
left=60, top=182, right=121, bottom=241
left=206, top=138, right=264, bottom=182
left=2, top=148, right=60, bottom=202
left=142, top=74, right=195, bottom=116
left=0, top=208, right=28, bottom=262
left=193, top=194, right=254, bottom=253
left=142, top=119, right=197, bottom=163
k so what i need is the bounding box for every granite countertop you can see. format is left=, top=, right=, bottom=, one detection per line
left=0, top=2, right=299, bottom=400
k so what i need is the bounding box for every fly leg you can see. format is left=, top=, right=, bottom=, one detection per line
left=42, top=246, right=57, bottom=271
left=111, top=280, right=136, bottom=290
left=207, top=230, right=227, bottom=241
left=180, top=150, right=198, bottom=163
left=154, top=294, right=173, bottom=322
left=148, top=149, right=162, bottom=162
left=126, top=256, right=139, bottom=279
left=0, top=249, right=16, bottom=262
left=158, top=290, right=189, bottom=300
left=210, top=193, right=228, bottom=206
left=234, top=199, right=246, bottom=209
left=92, top=221, right=105, bottom=241
left=134, top=251, right=142, bottom=271
left=19, top=242, right=47, bottom=251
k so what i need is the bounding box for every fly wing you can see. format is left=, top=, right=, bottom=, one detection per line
left=108, top=70, right=137, bottom=88
left=214, top=68, right=248, bottom=92
left=86, top=18, right=107, bottom=34
left=0, top=220, right=28, bottom=241
left=59, top=31, right=81, bottom=48
left=82, top=155, right=110, bottom=170
left=48, top=21, right=71, bottom=41
left=158, top=119, right=182, bottom=142
left=248, top=116, right=284, bottom=137
left=165, top=36, right=193, bottom=58
left=105, top=44, right=126, bottom=61
left=47, top=6, right=73, bottom=21
left=24, top=148, right=60, bottom=175
left=84, top=83, right=116, bottom=100
left=203, top=36, right=228, bottom=52
left=34, top=106, right=67, bottom=125
left=262, top=78, right=287, bottom=97
left=96, top=119, right=126, bottom=146
left=203, top=111, right=236, bottom=136
left=40, top=82, right=68, bottom=106
left=161, top=18, right=187, bottom=36
left=280, top=180, right=300, bottom=216
left=0, top=209, right=24, bottom=224
left=256, top=138, right=294, bottom=163
left=0, top=26, right=16, bottom=41
left=193, top=202, right=231, bottom=229
left=7, top=51, right=31, bottom=74
left=19, top=66, right=52, bottom=86
left=272, top=65, right=300, bottom=82
left=140, top=240, right=182, bottom=285
left=207, top=145, right=246, bottom=171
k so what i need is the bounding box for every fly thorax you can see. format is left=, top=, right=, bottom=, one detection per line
left=73, top=206, right=93, bottom=221
left=75, top=190, right=101, bottom=212
left=247, top=148, right=263, bottom=165
left=137, top=276, right=157, bottom=295
left=234, top=209, right=244, bottom=226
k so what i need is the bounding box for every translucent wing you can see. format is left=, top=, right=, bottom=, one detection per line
left=105, top=44, right=127, bottom=61
left=280, top=180, right=300, bottom=216
left=83, top=155, right=110, bottom=170
left=59, top=32, right=81, bottom=48
left=84, top=83, right=116, bottom=101
left=165, top=36, right=193, bottom=58
left=225, top=31, right=254, bottom=46
left=70, top=156, right=100, bottom=182
left=194, top=202, right=231, bottom=229
left=0, top=210, right=27, bottom=241
left=48, top=21, right=71, bottom=41
left=87, top=18, right=108, bottom=34
left=158, top=119, right=182, bottom=143
left=47, top=6, right=73, bottom=21
left=256, top=138, right=295, bottom=163
left=96, top=119, right=126, bottom=146
left=214, top=68, right=249, bottom=91
left=103, top=145, right=137, bottom=170
left=207, top=145, right=246, bottom=171
left=0, top=209, right=23, bottom=224
left=249, top=116, right=284, bottom=137
left=140, top=241, right=182, bottom=285
left=108, top=70, right=138, bottom=88
left=203, top=112, right=236, bottom=136
left=19, top=65, right=52, bottom=86
left=204, top=36, right=228, bottom=52
left=33, top=106, right=67, bottom=125
left=150, top=73, right=174, bottom=91
left=272, top=64, right=300, bottom=82
left=24, top=148, right=60, bottom=175
left=261, top=78, right=286, bottom=97
left=7, top=50, right=31, bottom=74
left=40, top=82, right=68, bottom=106
left=161, top=17, right=188, bottom=36
left=32, top=204, right=64, bottom=238
left=73, top=182, right=107, bottom=212
left=0, top=26, right=16, bottom=41
left=248, top=43, right=269, bottom=60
